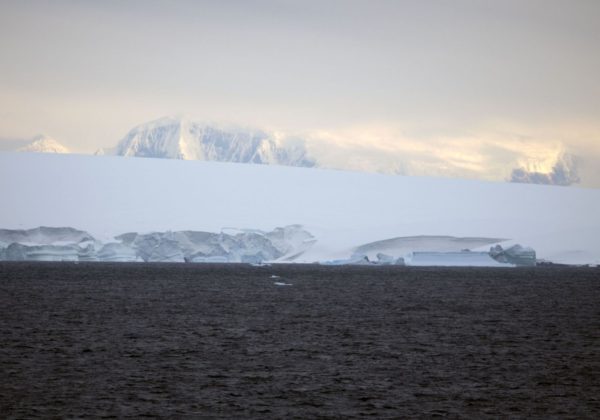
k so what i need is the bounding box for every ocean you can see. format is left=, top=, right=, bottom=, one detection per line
left=1, top=262, right=599, bottom=418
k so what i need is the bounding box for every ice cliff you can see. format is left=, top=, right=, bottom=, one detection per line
left=0, top=225, right=544, bottom=267
left=489, top=244, right=537, bottom=267
left=0, top=226, right=96, bottom=246
left=0, top=225, right=316, bottom=263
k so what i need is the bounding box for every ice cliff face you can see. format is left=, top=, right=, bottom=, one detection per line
left=0, top=226, right=96, bottom=247
left=0, top=227, right=99, bottom=262
left=489, top=244, right=537, bottom=266
left=0, top=225, right=316, bottom=263
left=17, top=135, right=70, bottom=154
left=0, top=225, right=541, bottom=266
left=115, top=225, right=316, bottom=263
left=100, top=116, right=315, bottom=167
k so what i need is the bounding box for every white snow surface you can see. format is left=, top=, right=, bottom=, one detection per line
left=1, top=152, right=599, bottom=265
left=17, top=135, right=70, bottom=154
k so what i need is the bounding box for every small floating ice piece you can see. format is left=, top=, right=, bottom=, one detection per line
left=274, top=282, right=292, bottom=286
left=250, top=262, right=271, bottom=267
left=270, top=274, right=280, bottom=278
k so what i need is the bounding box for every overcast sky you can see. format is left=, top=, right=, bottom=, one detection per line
left=1, top=0, right=599, bottom=186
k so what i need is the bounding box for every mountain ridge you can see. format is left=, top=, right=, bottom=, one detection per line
left=97, top=116, right=316, bottom=167
left=16, top=135, right=69, bottom=154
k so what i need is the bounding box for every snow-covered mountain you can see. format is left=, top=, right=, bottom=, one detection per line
left=1, top=152, right=599, bottom=265
left=17, top=135, right=70, bottom=154
left=98, top=116, right=315, bottom=167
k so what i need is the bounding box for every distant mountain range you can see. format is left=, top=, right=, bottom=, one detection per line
left=2, top=117, right=315, bottom=168
left=0, top=117, right=583, bottom=187
left=96, top=116, right=316, bottom=167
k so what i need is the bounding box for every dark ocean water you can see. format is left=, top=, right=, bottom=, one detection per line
left=1, top=262, right=599, bottom=418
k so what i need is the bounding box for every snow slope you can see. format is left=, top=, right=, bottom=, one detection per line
left=99, top=116, right=314, bottom=167
left=1, top=152, right=599, bottom=264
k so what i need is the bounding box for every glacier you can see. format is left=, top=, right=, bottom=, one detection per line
left=0, top=152, right=599, bottom=265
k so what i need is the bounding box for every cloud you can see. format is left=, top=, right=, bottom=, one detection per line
left=302, top=124, right=543, bottom=180
left=510, top=153, right=581, bottom=186
left=296, top=122, right=600, bottom=187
